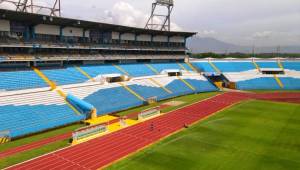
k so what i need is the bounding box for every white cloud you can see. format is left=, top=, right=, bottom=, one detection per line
left=0, top=0, right=59, bottom=15
left=0, top=1, right=16, bottom=10
left=102, top=1, right=182, bottom=31
left=196, top=30, right=217, bottom=38
left=252, top=31, right=273, bottom=39
left=1, top=0, right=300, bottom=46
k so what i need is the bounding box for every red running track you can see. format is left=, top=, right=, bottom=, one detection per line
left=0, top=133, right=71, bottom=159
left=251, top=92, right=300, bottom=104
left=7, top=92, right=249, bottom=170
left=0, top=104, right=171, bottom=160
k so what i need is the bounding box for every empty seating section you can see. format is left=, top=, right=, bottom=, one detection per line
left=0, top=70, right=47, bottom=91
left=42, top=67, right=88, bottom=85
left=1, top=61, right=299, bottom=138
left=192, top=62, right=215, bottom=72
left=128, top=79, right=172, bottom=100
left=213, top=62, right=255, bottom=72
left=283, top=62, right=300, bottom=71
left=256, top=62, right=279, bottom=68
left=151, top=63, right=188, bottom=73
left=184, top=79, right=218, bottom=92
left=0, top=91, right=84, bottom=138
left=64, top=84, right=144, bottom=115
left=280, top=77, right=300, bottom=90
left=165, top=79, right=194, bottom=96
left=118, top=64, right=153, bottom=77
left=64, top=75, right=216, bottom=115
left=81, top=65, right=122, bottom=78
left=236, top=77, right=281, bottom=90
left=0, top=63, right=195, bottom=91
left=178, top=63, right=194, bottom=72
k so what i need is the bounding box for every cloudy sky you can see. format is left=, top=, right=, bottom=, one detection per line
left=1, top=0, right=300, bottom=46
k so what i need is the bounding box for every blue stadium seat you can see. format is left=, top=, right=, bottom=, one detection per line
left=165, top=79, right=194, bottom=96
left=0, top=104, right=85, bottom=138
left=0, top=70, right=47, bottom=91
left=192, top=62, right=215, bottom=73
left=282, top=62, right=300, bottom=71
left=42, top=67, right=88, bottom=85
left=236, top=77, right=281, bottom=90
left=128, top=85, right=173, bottom=100
left=150, top=63, right=183, bottom=73
left=83, top=87, right=144, bottom=115
left=184, top=79, right=218, bottom=92
left=81, top=64, right=122, bottom=78
left=280, top=77, right=300, bottom=90
left=256, top=62, right=280, bottom=69
left=119, top=64, right=153, bottom=77
left=213, top=62, right=255, bottom=72
left=182, top=63, right=194, bottom=71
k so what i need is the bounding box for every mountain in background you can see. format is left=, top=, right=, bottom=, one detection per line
left=187, top=37, right=300, bottom=54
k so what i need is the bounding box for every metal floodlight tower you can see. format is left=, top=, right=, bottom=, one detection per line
left=145, top=0, right=174, bottom=31
left=0, top=0, right=61, bottom=17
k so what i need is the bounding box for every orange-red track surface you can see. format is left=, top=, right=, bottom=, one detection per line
left=7, top=92, right=251, bottom=170
left=0, top=133, right=71, bottom=159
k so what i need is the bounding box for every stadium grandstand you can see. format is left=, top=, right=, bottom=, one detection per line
left=0, top=7, right=300, bottom=140
left=0, top=3, right=300, bottom=170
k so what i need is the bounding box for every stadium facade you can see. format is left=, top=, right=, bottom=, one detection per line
left=0, top=8, right=196, bottom=68
left=0, top=8, right=299, bottom=143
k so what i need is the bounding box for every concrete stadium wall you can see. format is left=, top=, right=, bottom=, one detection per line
left=84, top=30, right=90, bottom=38
left=0, top=19, right=10, bottom=32
left=34, top=24, right=60, bottom=35
left=112, top=32, right=120, bottom=40
left=137, top=34, right=151, bottom=42
left=63, top=27, right=83, bottom=37
left=169, top=36, right=185, bottom=43
left=121, top=33, right=135, bottom=41
left=153, top=35, right=168, bottom=42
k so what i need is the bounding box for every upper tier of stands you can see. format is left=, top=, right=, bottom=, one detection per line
left=0, top=62, right=194, bottom=91
left=256, top=62, right=280, bottom=69
left=212, top=62, right=256, bottom=72
left=0, top=70, right=47, bottom=91
left=81, top=65, right=123, bottom=78
left=192, top=62, right=216, bottom=73
left=283, top=62, right=300, bottom=71
left=42, top=67, right=88, bottom=85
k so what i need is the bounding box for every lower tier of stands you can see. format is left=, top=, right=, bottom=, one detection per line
left=0, top=90, right=85, bottom=138
left=236, top=77, right=281, bottom=90
left=224, top=71, right=300, bottom=90
left=280, top=77, right=300, bottom=90
left=65, top=84, right=145, bottom=115
left=64, top=74, right=217, bottom=116
left=5, top=74, right=216, bottom=138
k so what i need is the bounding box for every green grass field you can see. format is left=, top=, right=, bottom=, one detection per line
left=107, top=100, right=300, bottom=170
left=0, top=92, right=219, bottom=169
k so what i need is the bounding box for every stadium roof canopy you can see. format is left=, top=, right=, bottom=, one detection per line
left=0, top=9, right=196, bottom=37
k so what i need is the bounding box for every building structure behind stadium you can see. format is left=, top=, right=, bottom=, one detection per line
left=0, top=8, right=299, bottom=142
left=0, top=8, right=194, bottom=66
